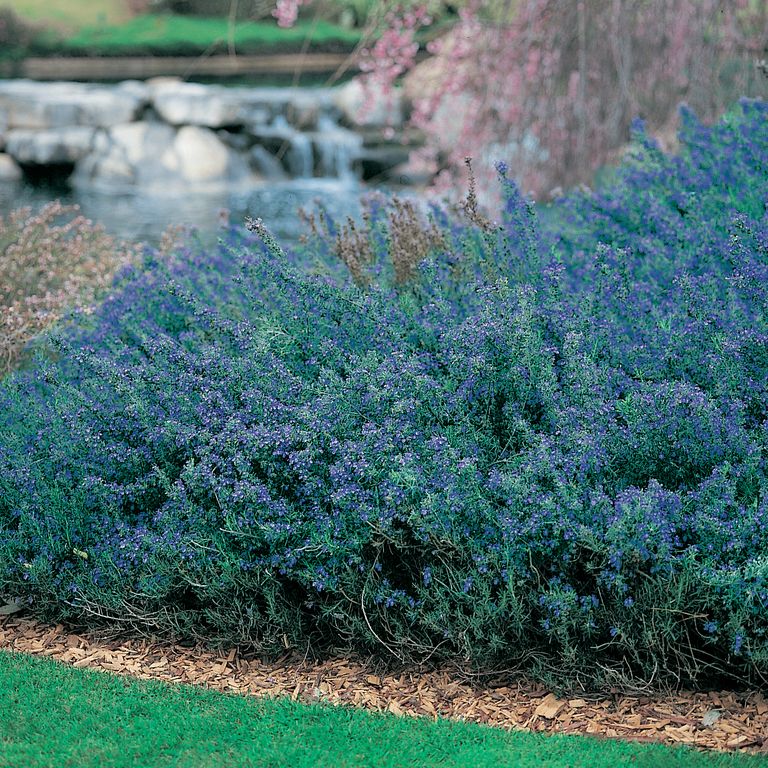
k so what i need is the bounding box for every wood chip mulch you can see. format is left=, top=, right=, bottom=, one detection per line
left=2, top=616, right=767, bottom=755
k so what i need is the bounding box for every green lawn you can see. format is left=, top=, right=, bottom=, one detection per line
left=57, top=14, right=362, bottom=55
left=5, top=0, right=363, bottom=57
left=0, top=651, right=764, bottom=768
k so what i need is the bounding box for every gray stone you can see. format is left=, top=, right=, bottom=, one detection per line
left=217, top=130, right=252, bottom=152
left=249, top=116, right=314, bottom=178
left=240, top=104, right=273, bottom=127
left=0, top=153, right=22, bottom=182
left=248, top=145, right=287, bottom=180
left=701, top=710, right=722, bottom=728
left=172, top=125, right=247, bottom=183
left=152, top=82, right=335, bottom=131
left=115, top=80, right=151, bottom=102
left=5, top=126, right=96, bottom=164
left=114, top=122, right=174, bottom=168
left=384, top=159, right=433, bottom=187
left=0, top=80, right=145, bottom=130
left=74, top=122, right=252, bottom=190
left=0, top=106, right=7, bottom=149
left=359, top=145, right=411, bottom=181
left=152, top=81, right=244, bottom=128
left=73, top=122, right=174, bottom=188
left=282, top=92, right=322, bottom=130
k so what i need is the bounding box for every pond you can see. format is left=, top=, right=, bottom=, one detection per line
left=0, top=176, right=372, bottom=247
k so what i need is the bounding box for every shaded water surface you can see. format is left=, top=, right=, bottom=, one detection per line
left=0, top=177, right=367, bottom=247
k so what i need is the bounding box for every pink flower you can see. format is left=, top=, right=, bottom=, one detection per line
left=272, top=0, right=308, bottom=28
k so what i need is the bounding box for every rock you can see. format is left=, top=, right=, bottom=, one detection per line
left=0, top=80, right=145, bottom=130
left=152, top=83, right=333, bottom=132
left=74, top=87, right=146, bottom=127
left=701, top=709, right=722, bottom=728
left=152, top=81, right=244, bottom=128
left=113, top=122, right=170, bottom=166
left=385, top=158, right=434, bottom=186
left=217, top=130, right=252, bottom=152
left=115, top=80, right=151, bottom=102
left=0, top=79, right=395, bottom=186
left=0, top=153, right=22, bottom=182
left=333, top=79, right=404, bottom=129
left=240, top=104, right=273, bottom=127
left=248, top=145, right=287, bottom=180
left=172, top=125, right=247, bottom=183
left=402, top=53, right=445, bottom=108
left=249, top=116, right=314, bottom=177
left=73, top=122, right=175, bottom=188
left=359, top=145, right=411, bottom=181
left=5, top=126, right=96, bottom=165
left=0, top=600, right=23, bottom=615
left=401, top=43, right=474, bottom=153
left=243, top=87, right=334, bottom=131
left=281, top=91, right=323, bottom=130
left=0, top=106, right=7, bottom=150
left=146, top=76, right=183, bottom=90
left=74, top=122, right=252, bottom=189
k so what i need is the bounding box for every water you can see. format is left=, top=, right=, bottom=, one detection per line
left=0, top=77, right=420, bottom=244
left=314, top=114, right=363, bottom=181
left=0, top=176, right=369, bottom=248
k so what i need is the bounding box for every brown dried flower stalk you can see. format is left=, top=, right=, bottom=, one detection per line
left=334, top=217, right=374, bottom=286
left=387, top=197, right=446, bottom=286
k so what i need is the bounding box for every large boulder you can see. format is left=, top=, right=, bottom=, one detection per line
left=0, top=80, right=145, bottom=130
left=5, top=126, right=96, bottom=165
left=170, top=125, right=247, bottom=182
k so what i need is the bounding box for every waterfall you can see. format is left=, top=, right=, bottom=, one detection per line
left=251, top=115, right=315, bottom=179
left=287, top=130, right=313, bottom=178
left=313, top=114, right=363, bottom=181
left=248, top=145, right=286, bottom=180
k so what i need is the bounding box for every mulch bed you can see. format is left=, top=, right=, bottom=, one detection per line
left=2, top=615, right=767, bottom=755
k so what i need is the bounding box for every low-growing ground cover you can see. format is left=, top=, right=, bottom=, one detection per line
left=1, top=649, right=763, bottom=767
left=0, top=100, right=766, bottom=692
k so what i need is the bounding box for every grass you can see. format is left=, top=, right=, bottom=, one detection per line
left=6, top=0, right=363, bottom=56
left=0, top=651, right=764, bottom=768
left=55, top=15, right=362, bottom=55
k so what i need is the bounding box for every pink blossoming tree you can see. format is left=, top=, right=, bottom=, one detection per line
left=276, top=0, right=767, bottom=200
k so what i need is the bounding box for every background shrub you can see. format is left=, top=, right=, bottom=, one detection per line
left=0, top=8, right=36, bottom=54
left=0, top=202, right=137, bottom=376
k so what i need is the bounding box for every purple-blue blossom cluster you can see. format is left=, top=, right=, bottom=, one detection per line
left=0, top=100, right=766, bottom=687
